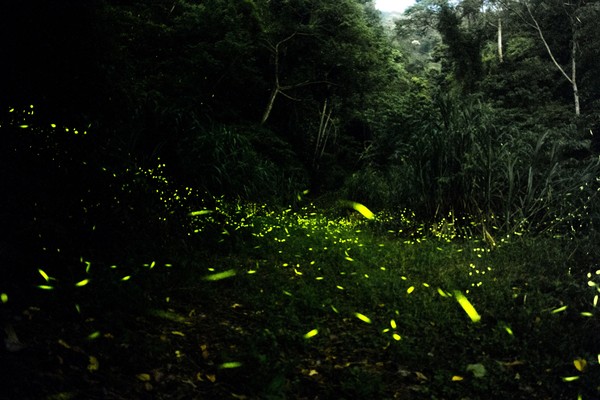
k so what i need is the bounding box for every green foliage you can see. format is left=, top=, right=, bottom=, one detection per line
left=391, top=0, right=600, bottom=233
left=5, top=0, right=600, bottom=397
left=177, top=201, right=600, bottom=399
left=343, top=84, right=600, bottom=233
left=436, top=2, right=484, bottom=91
left=176, top=123, right=307, bottom=202
left=3, top=105, right=599, bottom=399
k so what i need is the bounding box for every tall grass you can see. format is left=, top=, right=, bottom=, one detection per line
left=344, top=93, right=600, bottom=234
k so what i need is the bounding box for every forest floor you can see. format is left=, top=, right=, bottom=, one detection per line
left=2, top=205, right=599, bottom=400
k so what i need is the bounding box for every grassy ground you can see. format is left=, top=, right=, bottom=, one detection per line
left=2, top=202, right=599, bottom=399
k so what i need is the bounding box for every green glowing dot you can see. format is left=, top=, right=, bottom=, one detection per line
left=189, top=210, right=213, bottom=216
left=87, top=331, right=101, bottom=340
left=1, top=293, right=8, bottom=303
left=350, top=202, right=375, bottom=219
left=219, top=361, right=242, bottom=369
left=38, top=268, right=50, bottom=282
left=75, top=279, right=90, bottom=287
left=561, top=376, right=579, bottom=382
left=203, top=269, right=236, bottom=281
left=550, top=305, right=568, bottom=314
left=354, top=312, right=371, bottom=324
left=303, top=329, right=319, bottom=339
left=453, top=290, right=481, bottom=322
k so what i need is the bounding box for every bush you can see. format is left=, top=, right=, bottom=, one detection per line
left=342, top=92, right=600, bottom=234
left=176, top=123, right=308, bottom=202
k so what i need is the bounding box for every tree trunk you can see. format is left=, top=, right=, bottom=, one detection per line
left=261, top=88, right=279, bottom=125
left=571, top=34, right=580, bottom=116
left=526, top=4, right=580, bottom=116
left=260, top=33, right=295, bottom=125
left=260, top=32, right=333, bottom=124
left=497, top=17, right=503, bottom=63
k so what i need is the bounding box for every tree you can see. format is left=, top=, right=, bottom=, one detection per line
left=397, top=0, right=490, bottom=92
left=260, top=32, right=333, bottom=125
left=500, top=0, right=597, bottom=117
left=525, top=0, right=581, bottom=116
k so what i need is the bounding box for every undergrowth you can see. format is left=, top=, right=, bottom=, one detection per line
left=8, top=201, right=586, bottom=399
left=173, top=203, right=599, bottom=399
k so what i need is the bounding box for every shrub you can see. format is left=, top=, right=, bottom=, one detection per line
left=176, top=123, right=308, bottom=202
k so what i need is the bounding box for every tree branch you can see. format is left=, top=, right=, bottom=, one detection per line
left=525, top=3, right=573, bottom=84
left=260, top=32, right=336, bottom=124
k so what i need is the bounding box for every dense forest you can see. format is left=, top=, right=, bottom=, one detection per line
left=1, top=0, right=599, bottom=399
